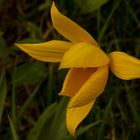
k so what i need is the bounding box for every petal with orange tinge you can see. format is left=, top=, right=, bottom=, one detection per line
left=109, top=51, right=140, bottom=80
left=15, top=40, right=72, bottom=62
left=69, top=65, right=108, bottom=107
left=66, top=100, right=95, bottom=135
left=59, top=42, right=109, bottom=69
left=51, top=2, right=98, bottom=45
left=60, top=68, right=96, bottom=97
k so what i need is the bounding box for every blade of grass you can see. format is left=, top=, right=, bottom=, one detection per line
left=124, top=0, right=140, bottom=28
left=8, top=115, right=18, bottom=140
left=76, top=121, right=102, bottom=136
left=17, top=81, right=42, bottom=122
left=97, top=8, right=101, bottom=38
left=11, top=66, right=17, bottom=127
left=63, top=121, right=102, bottom=140
left=115, top=97, right=127, bottom=121
left=0, top=72, right=7, bottom=124
left=46, top=64, right=56, bottom=105
left=98, top=0, right=120, bottom=43
left=110, top=112, right=116, bottom=140
left=113, top=33, right=121, bottom=51
left=124, top=82, right=140, bottom=131
left=97, top=97, right=112, bottom=140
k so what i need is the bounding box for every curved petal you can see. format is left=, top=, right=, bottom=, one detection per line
left=69, top=65, right=108, bottom=107
left=60, top=68, right=96, bottom=97
left=109, top=51, right=140, bottom=80
left=59, top=42, right=109, bottom=69
left=51, top=2, right=98, bottom=45
left=15, top=40, right=72, bottom=62
left=66, top=100, right=95, bottom=135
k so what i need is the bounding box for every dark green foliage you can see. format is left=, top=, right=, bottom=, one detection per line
left=0, top=0, right=140, bottom=139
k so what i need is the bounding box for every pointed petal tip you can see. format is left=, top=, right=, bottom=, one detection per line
left=15, top=43, right=20, bottom=47
left=59, top=63, right=66, bottom=69
left=15, top=40, right=72, bottom=62
left=51, top=1, right=56, bottom=10
left=15, top=43, right=28, bottom=49
left=52, top=1, right=55, bottom=5
left=15, top=43, right=25, bottom=50
left=15, top=43, right=20, bottom=49
left=51, top=1, right=58, bottom=18
left=58, top=64, right=63, bottom=70
left=50, top=2, right=97, bottom=44
left=66, top=100, right=95, bottom=135
left=58, top=91, right=63, bottom=96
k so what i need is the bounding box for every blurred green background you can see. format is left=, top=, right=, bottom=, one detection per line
left=0, top=0, right=140, bottom=139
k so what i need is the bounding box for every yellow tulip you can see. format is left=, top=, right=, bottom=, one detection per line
left=15, top=2, right=140, bottom=135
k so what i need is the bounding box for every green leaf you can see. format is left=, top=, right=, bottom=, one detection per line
left=47, top=97, right=69, bottom=140
left=8, top=116, right=18, bottom=140
left=27, top=103, right=57, bottom=140
left=0, top=72, right=7, bottom=124
left=73, top=0, right=108, bottom=14
left=29, top=97, right=69, bottom=140
left=12, top=61, right=47, bottom=86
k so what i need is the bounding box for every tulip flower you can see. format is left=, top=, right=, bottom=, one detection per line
left=15, top=2, right=140, bottom=135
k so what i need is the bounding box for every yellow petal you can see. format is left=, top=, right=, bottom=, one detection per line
left=69, top=65, right=108, bottom=107
left=51, top=2, right=98, bottom=45
left=109, top=51, right=140, bottom=80
left=15, top=40, right=72, bottom=62
left=66, top=100, right=95, bottom=135
left=60, top=68, right=96, bottom=97
left=59, top=42, right=109, bottom=69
